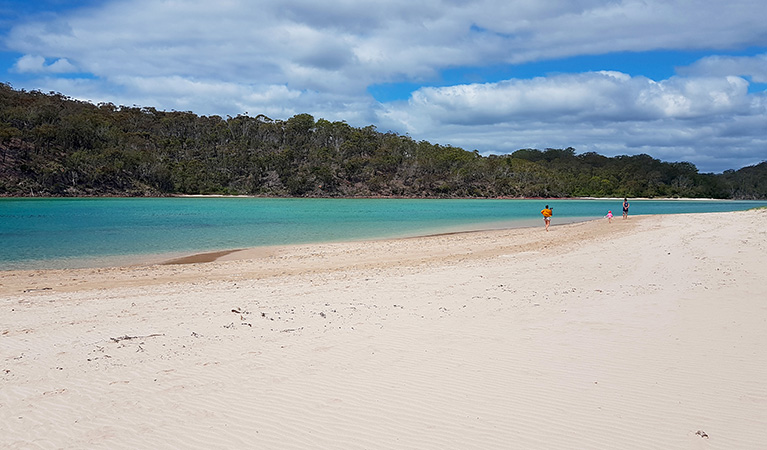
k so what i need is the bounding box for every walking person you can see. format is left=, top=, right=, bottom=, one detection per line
left=541, top=205, right=553, bottom=231
left=606, top=210, right=613, bottom=223
left=622, top=198, right=630, bottom=219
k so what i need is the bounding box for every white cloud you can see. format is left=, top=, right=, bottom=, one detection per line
left=48, top=58, right=76, bottom=73
left=11, top=54, right=45, bottom=72
left=12, top=54, right=76, bottom=73
left=384, top=72, right=753, bottom=127
left=677, top=53, right=767, bottom=83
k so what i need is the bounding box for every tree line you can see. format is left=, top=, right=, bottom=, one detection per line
left=1, top=83, right=765, bottom=199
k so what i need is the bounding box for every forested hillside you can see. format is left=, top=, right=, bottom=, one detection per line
left=1, top=83, right=765, bottom=198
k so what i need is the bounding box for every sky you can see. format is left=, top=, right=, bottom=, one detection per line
left=1, top=0, right=766, bottom=173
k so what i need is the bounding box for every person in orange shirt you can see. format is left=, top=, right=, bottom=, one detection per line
left=541, top=205, right=553, bottom=231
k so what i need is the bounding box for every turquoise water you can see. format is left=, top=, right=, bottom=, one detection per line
left=1, top=197, right=765, bottom=270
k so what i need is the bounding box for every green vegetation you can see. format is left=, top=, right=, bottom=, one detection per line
left=1, top=83, right=765, bottom=198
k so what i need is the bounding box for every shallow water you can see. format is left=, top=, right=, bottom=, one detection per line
left=1, top=197, right=764, bottom=270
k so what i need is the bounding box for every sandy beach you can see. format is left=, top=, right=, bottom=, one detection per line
left=2, top=210, right=766, bottom=449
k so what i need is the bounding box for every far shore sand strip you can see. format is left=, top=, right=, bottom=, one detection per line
left=2, top=210, right=766, bottom=449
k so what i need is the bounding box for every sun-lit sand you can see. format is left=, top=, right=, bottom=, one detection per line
left=2, top=210, right=766, bottom=449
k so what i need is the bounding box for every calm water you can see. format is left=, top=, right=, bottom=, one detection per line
left=1, top=197, right=765, bottom=270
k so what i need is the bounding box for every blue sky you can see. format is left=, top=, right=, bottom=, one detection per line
left=1, top=0, right=766, bottom=173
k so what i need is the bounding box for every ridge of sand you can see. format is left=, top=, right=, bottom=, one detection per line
left=2, top=210, right=766, bottom=449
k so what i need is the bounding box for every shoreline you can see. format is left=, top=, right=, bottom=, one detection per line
left=0, top=215, right=613, bottom=295
left=0, top=214, right=589, bottom=273
left=4, top=198, right=764, bottom=273
left=161, top=215, right=591, bottom=265
left=3, top=209, right=767, bottom=448
left=0, top=209, right=755, bottom=294
left=0, top=208, right=761, bottom=289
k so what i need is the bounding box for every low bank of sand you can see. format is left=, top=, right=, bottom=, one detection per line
left=2, top=210, right=766, bottom=449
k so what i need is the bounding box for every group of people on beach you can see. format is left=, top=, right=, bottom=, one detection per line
left=541, top=198, right=629, bottom=231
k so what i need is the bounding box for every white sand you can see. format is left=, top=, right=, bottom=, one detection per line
left=2, top=210, right=766, bottom=449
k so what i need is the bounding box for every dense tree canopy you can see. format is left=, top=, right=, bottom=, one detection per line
left=1, top=83, right=764, bottom=198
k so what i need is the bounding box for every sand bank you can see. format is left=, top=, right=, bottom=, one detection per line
left=2, top=210, right=766, bottom=449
